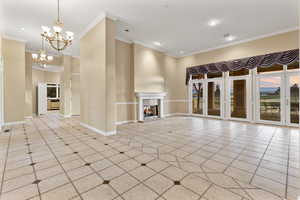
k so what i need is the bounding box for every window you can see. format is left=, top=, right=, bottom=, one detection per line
left=192, top=74, right=205, bottom=80
left=47, top=87, right=57, bottom=98
left=207, top=72, right=222, bottom=78
left=192, top=83, right=204, bottom=115
left=287, top=62, right=299, bottom=70
left=230, top=80, right=247, bottom=119
left=47, top=84, right=60, bottom=99
left=257, top=64, right=283, bottom=74
left=229, top=68, right=249, bottom=76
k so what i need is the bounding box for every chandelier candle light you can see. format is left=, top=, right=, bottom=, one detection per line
left=41, top=0, right=74, bottom=51
left=32, top=38, right=54, bottom=67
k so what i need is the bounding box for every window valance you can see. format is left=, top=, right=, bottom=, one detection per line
left=185, top=49, right=299, bottom=85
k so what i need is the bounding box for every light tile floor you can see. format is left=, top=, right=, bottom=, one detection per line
left=0, top=114, right=299, bottom=200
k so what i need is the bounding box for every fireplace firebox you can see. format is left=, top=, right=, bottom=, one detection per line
left=143, top=99, right=159, bottom=119
left=135, top=92, right=166, bottom=122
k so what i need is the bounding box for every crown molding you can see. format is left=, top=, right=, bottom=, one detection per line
left=115, top=36, right=133, bottom=44
left=27, top=49, right=78, bottom=59
left=133, top=40, right=178, bottom=58
left=133, top=40, right=166, bottom=54
left=32, top=64, right=63, bottom=73
left=78, top=12, right=106, bottom=40
left=78, top=12, right=119, bottom=40
left=3, top=34, right=27, bottom=43
left=72, top=55, right=80, bottom=59
left=25, top=49, right=61, bottom=57
left=178, top=27, right=299, bottom=58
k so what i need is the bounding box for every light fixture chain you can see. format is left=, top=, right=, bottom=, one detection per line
left=57, top=0, right=60, bottom=22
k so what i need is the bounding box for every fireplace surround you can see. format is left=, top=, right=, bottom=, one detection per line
left=135, top=92, right=166, bottom=122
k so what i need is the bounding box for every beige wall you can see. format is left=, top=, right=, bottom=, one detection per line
left=176, top=30, right=299, bottom=109
left=133, top=43, right=178, bottom=116
left=80, top=18, right=116, bottom=133
left=0, top=35, right=2, bottom=55
left=26, top=52, right=62, bottom=115
left=0, top=35, right=2, bottom=125
left=134, top=43, right=166, bottom=93
left=71, top=57, right=80, bottom=116
left=3, top=39, right=25, bottom=123
left=32, top=69, right=60, bottom=114
left=115, top=41, right=178, bottom=122
left=25, top=53, right=33, bottom=117
left=118, top=31, right=298, bottom=117
left=116, top=40, right=136, bottom=122
left=71, top=75, right=80, bottom=115
left=115, top=30, right=299, bottom=122
left=60, top=55, right=72, bottom=116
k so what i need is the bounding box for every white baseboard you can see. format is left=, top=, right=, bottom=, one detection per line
left=116, top=114, right=190, bottom=124
left=59, top=113, right=72, bottom=118
left=4, top=121, right=25, bottom=126
left=165, top=113, right=190, bottom=117
left=115, top=120, right=137, bottom=125
left=80, top=122, right=116, bottom=136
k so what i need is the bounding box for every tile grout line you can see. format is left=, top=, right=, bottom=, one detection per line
left=23, top=123, right=42, bottom=200
left=0, top=127, right=12, bottom=198
left=284, top=131, right=291, bottom=199
left=4, top=114, right=291, bottom=199
left=45, top=116, right=130, bottom=200
left=114, top=118, right=293, bottom=200
left=249, top=128, right=277, bottom=184
left=33, top=117, right=84, bottom=200
left=61, top=116, right=206, bottom=199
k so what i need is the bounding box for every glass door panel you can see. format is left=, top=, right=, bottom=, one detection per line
left=230, top=79, right=247, bottom=119
left=192, top=82, right=204, bottom=115
left=258, top=76, right=282, bottom=122
left=207, top=81, right=221, bottom=116
left=287, top=74, right=299, bottom=124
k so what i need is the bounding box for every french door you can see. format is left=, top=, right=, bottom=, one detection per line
left=256, top=73, right=284, bottom=125
left=286, top=72, right=300, bottom=126
left=227, top=76, right=251, bottom=121
left=189, top=67, right=299, bottom=127
left=207, top=79, right=223, bottom=118
left=256, top=71, right=300, bottom=126
left=190, top=78, right=224, bottom=118
left=191, top=80, right=206, bottom=116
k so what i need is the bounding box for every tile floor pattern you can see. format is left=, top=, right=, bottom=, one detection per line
left=0, top=114, right=299, bottom=200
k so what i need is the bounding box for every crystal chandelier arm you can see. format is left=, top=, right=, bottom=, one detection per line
left=41, top=0, right=73, bottom=52
left=49, top=38, right=69, bottom=51
left=42, top=37, right=45, bottom=51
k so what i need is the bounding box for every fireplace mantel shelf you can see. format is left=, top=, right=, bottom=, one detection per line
left=135, top=92, right=166, bottom=98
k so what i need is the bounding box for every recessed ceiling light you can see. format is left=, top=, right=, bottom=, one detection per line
left=224, top=33, right=236, bottom=42
left=21, top=28, right=25, bottom=31
left=208, top=19, right=220, bottom=27
left=154, top=41, right=161, bottom=46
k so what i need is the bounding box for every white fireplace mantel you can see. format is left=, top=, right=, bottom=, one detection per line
left=135, top=92, right=166, bottom=121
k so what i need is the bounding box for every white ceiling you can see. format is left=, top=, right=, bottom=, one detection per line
left=1, top=0, right=298, bottom=57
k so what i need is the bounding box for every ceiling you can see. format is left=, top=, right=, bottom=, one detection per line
left=1, top=0, right=298, bottom=57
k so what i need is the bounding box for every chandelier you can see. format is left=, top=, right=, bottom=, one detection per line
left=41, top=0, right=74, bottom=52
left=32, top=38, right=53, bottom=67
